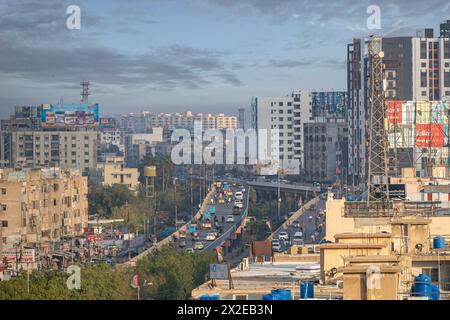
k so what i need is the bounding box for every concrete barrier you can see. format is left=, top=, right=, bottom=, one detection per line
left=266, top=194, right=322, bottom=241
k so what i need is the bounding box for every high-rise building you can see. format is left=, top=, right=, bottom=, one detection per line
left=304, top=118, right=348, bottom=183
left=347, top=24, right=450, bottom=187
left=251, top=90, right=312, bottom=173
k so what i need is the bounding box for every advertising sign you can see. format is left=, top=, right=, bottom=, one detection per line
left=416, top=124, right=445, bottom=147
left=41, top=103, right=99, bottom=128
left=0, top=248, right=35, bottom=263
left=387, top=100, right=402, bottom=125
left=209, top=263, right=229, bottom=280
left=99, top=117, right=117, bottom=130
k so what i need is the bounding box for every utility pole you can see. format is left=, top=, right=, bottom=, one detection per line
left=173, top=178, right=178, bottom=228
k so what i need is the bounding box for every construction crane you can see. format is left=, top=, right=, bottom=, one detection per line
left=366, top=36, right=391, bottom=204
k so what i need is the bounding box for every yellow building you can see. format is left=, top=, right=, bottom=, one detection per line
left=0, top=168, right=88, bottom=251
left=91, top=156, right=139, bottom=191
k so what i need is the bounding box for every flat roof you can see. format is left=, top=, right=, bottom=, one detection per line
left=338, top=265, right=403, bottom=274
left=319, top=243, right=386, bottom=250
left=334, top=232, right=392, bottom=239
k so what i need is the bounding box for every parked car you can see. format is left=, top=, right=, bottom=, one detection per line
left=194, top=242, right=204, bottom=250
left=205, top=233, right=216, bottom=241
left=226, top=215, right=235, bottom=223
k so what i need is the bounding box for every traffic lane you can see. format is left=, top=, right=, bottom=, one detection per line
left=272, top=199, right=326, bottom=250
left=177, top=185, right=248, bottom=251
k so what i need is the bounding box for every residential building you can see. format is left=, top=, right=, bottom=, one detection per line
left=125, top=128, right=164, bottom=167
left=251, top=90, right=312, bottom=174
left=303, top=118, right=349, bottom=183
left=8, top=130, right=99, bottom=171
left=90, top=156, right=139, bottom=191
left=0, top=168, right=88, bottom=252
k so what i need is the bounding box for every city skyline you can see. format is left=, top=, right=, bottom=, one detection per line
left=2, top=0, right=450, bottom=117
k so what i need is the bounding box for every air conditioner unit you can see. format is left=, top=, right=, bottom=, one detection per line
left=233, top=294, right=248, bottom=300
left=336, top=280, right=344, bottom=289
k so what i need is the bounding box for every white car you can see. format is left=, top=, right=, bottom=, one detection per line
left=278, top=232, right=289, bottom=241
left=272, top=242, right=282, bottom=252
left=226, top=215, right=235, bottom=223
left=234, top=191, right=243, bottom=200
left=185, top=248, right=194, bottom=254
left=205, top=233, right=216, bottom=241
left=234, top=200, right=243, bottom=209
left=194, top=242, right=204, bottom=250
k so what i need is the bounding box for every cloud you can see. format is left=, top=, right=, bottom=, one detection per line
left=267, top=58, right=345, bottom=69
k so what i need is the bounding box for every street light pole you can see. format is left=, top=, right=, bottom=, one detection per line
left=173, top=178, right=178, bottom=228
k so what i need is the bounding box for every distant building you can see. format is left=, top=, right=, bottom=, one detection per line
left=125, top=128, right=164, bottom=167
left=0, top=168, right=88, bottom=251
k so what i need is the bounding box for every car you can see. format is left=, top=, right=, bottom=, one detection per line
left=194, top=242, right=204, bottom=250
left=272, top=238, right=280, bottom=245
left=178, top=239, right=187, bottom=248
left=308, top=215, right=313, bottom=220
left=234, top=202, right=243, bottom=209
left=186, top=248, right=194, bottom=254
left=226, top=215, right=235, bottom=223
left=234, top=191, right=243, bottom=200
left=278, top=232, right=289, bottom=241
left=293, top=231, right=303, bottom=244
left=205, top=233, right=216, bottom=241
left=272, top=242, right=282, bottom=252
left=292, top=221, right=301, bottom=229
left=218, top=198, right=225, bottom=204
left=241, top=188, right=246, bottom=192
left=232, top=206, right=241, bottom=215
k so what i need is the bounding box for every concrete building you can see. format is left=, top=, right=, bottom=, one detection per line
left=124, top=128, right=164, bottom=167
left=347, top=24, right=450, bottom=188
left=90, top=156, right=139, bottom=191
left=0, top=168, right=88, bottom=251
left=8, top=130, right=99, bottom=171
left=117, top=111, right=237, bottom=133
left=303, top=118, right=349, bottom=183
left=251, top=90, right=312, bottom=174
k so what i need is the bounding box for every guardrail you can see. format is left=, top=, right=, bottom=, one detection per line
left=202, top=187, right=251, bottom=252
left=116, top=185, right=216, bottom=268
left=266, top=194, right=322, bottom=241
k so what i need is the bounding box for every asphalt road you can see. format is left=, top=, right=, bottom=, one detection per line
left=272, top=197, right=326, bottom=252
left=176, top=183, right=248, bottom=253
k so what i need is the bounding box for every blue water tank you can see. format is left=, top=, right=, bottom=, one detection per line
left=199, top=295, right=210, bottom=300
left=199, top=294, right=220, bottom=300
left=262, top=293, right=275, bottom=300
left=271, top=289, right=292, bottom=300
left=300, top=281, right=315, bottom=299
left=433, top=236, right=446, bottom=249
left=412, top=274, right=431, bottom=298
left=430, top=284, right=440, bottom=300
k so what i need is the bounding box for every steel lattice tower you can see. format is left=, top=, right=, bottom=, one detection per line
left=366, top=36, right=390, bottom=203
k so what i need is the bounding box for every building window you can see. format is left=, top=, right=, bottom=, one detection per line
left=1, top=188, right=6, bottom=195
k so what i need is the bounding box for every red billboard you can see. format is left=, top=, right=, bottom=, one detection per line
left=416, top=124, right=445, bottom=147
left=387, top=100, right=402, bottom=125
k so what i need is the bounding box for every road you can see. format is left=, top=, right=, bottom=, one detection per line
left=176, top=182, right=248, bottom=253
left=272, top=197, right=326, bottom=252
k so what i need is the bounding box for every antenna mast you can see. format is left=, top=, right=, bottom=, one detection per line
left=80, top=80, right=90, bottom=103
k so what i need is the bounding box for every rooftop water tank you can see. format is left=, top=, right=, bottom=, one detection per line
left=300, top=281, right=315, bottom=299
left=271, top=289, right=292, bottom=300
left=433, top=236, right=446, bottom=249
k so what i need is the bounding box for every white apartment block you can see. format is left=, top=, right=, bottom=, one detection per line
left=252, top=90, right=312, bottom=173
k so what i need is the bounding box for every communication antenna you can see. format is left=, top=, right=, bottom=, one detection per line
left=366, top=36, right=390, bottom=203
left=80, top=80, right=90, bottom=103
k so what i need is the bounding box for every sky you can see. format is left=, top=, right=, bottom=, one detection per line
left=1, top=0, right=450, bottom=117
